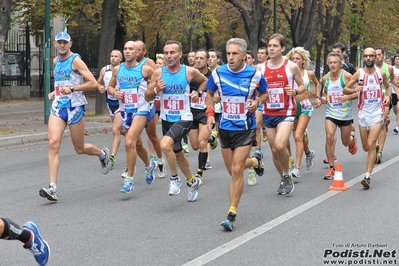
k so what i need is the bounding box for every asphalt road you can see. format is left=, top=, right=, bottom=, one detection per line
left=1, top=104, right=399, bottom=266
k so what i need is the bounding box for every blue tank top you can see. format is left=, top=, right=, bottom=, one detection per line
left=159, top=64, right=193, bottom=122
left=116, top=62, right=150, bottom=113
left=53, top=53, right=87, bottom=108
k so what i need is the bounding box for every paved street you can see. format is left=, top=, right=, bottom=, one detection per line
left=1, top=100, right=398, bottom=265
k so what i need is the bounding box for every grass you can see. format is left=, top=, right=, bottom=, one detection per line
left=0, top=127, right=18, bottom=135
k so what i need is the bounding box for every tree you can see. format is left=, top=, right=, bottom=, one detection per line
left=95, top=0, right=119, bottom=115
left=226, top=0, right=272, bottom=55
left=280, top=0, right=319, bottom=50
left=0, top=0, right=12, bottom=86
left=318, top=0, right=346, bottom=76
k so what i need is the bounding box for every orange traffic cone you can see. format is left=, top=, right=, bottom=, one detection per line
left=328, top=163, right=349, bottom=191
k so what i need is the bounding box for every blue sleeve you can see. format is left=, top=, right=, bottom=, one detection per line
left=206, top=74, right=217, bottom=93
left=257, top=75, right=267, bottom=94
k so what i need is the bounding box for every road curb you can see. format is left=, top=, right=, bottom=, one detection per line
left=0, top=125, right=112, bottom=149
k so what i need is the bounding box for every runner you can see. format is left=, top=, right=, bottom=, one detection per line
left=187, top=49, right=213, bottom=182
left=206, top=38, right=267, bottom=231
left=286, top=47, right=320, bottom=179
left=97, top=49, right=123, bottom=169
left=145, top=40, right=208, bottom=202
left=260, top=33, right=306, bottom=195
left=343, top=47, right=391, bottom=188
left=107, top=41, right=157, bottom=193
left=39, top=32, right=110, bottom=202
left=319, top=51, right=358, bottom=180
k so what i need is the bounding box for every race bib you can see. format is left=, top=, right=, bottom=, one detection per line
left=363, top=86, right=381, bottom=104
left=163, top=94, right=185, bottom=110
left=300, top=98, right=313, bottom=110
left=222, top=96, right=246, bottom=120
left=120, top=89, right=138, bottom=110
left=266, top=88, right=284, bottom=109
left=328, top=91, right=344, bottom=107
left=54, top=81, right=72, bottom=100
left=190, top=93, right=207, bottom=109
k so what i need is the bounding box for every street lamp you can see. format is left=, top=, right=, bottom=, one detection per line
left=44, top=0, right=50, bottom=124
left=274, top=0, right=277, bottom=33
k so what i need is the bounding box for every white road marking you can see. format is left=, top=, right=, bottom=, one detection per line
left=182, top=156, right=399, bottom=266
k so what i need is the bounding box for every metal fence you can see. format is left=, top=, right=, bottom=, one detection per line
left=1, top=26, right=29, bottom=86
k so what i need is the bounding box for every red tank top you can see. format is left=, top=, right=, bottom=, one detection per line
left=262, top=59, right=296, bottom=116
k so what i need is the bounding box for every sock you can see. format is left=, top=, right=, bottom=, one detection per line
left=282, top=171, right=289, bottom=176
left=252, top=157, right=258, bottom=168
left=228, top=206, right=237, bottom=215
left=99, top=150, right=106, bottom=160
left=50, top=183, right=57, bottom=190
left=196, top=170, right=203, bottom=177
left=365, top=172, right=371, bottom=178
left=305, top=151, right=310, bottom=157
left=126, top=176, right=133, bottom=181
left=0, top=218, right=32, bottom=244
left=330, top=165, right=335, bottom=169
left=186, top=175, right=195, bottom=183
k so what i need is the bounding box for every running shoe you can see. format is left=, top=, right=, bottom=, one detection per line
left=204, top=161, right=212, bottom=170
left=121, top=167, right=137, bottom=179
left=109, top=155, right=116, bottom=170
left=361, top=176, right=371, bottom=189
left=276, top=180, right=284, bottom=195
left=289, top=157, right=294, bottom=169
left=253, top=148, right=264, bottom=160
left=145, top=160, right=157, bottom=184
left=187, top=176, right=202, bottom=202
left=323, top=167, right=335, bottom=180
left=262, top=130, right=268, bottom=142
left=291, top=166, right=301, bottom=179
left=157, top=158, right=166, bottom=178
left=247, top=168, right=257, bottom=186
left=209, top=130, right=219, bottom=149
left=182, top=143, right=190, bottom=153
left=375, top=144, right=381, bottom=164
left=305, top=150, right=315, bottom=170
left=24, top=221, right=50, bottom=266
left=120, top=177, right=134, bottom=193
left=276, top=174, right=294, bottom=195
left=394, top=126, right=399, bottom=134
left=323, top=155, right=337, bottom=164
left=304, top=128, right=309, bottom=144
left=100, top=147, right=111, bottom=174
left=195, top=173, right=204, bottom=186
left=168, top=177, right=182, bottom=195
left=221, top=212, right=236, bottom=231
left=39, top=187, right=58, bottom=202
left=252, top=152, right=264, bottom=176
left=348, top=131, right=358, bottom=155
left=376, top=151, right=382, bottom=164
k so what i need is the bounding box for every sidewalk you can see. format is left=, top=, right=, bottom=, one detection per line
left=0, top=97, right=112, bottom=149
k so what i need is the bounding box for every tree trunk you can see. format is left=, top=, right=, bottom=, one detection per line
left=319, top=0, right=345, bottom=74
left=227, top=0, right=272, bottom=60
left=282, top=0, right=319, bottom=50
left=204, top=32, right=213, bottom=50
left=95, top=0, right=119, bottom=115
left=0, top=0, right=12, bottom=88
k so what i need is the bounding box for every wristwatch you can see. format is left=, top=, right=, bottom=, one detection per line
left=197, top=90, right=203, bottom=96
left=69, top=86, right=74, bottom=93
left=294, top=89, right=298, bottom=95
